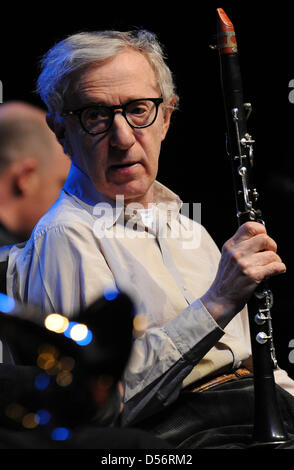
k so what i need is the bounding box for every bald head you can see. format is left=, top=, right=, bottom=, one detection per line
left=0, top=101, right=66, bottom=171
left=0, top=101, right=70, bottom=240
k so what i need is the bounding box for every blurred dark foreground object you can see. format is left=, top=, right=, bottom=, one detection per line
left=0, top=292, right=172, bottom=449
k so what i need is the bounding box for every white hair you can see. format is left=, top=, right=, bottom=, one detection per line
left=36, top=29, right=179, bottom=115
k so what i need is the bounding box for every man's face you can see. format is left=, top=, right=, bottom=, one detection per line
left=59, top=48, right=173, bottom=206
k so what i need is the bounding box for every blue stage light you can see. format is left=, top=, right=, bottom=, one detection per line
left=36, top=409, right=51, bottom=425
left=34, top=373, right=50, bottom=390
left=104, top=288, right=119, bottom=301
left=0, top=293, right=15, bottom=313
left=51, top=427, right=71, bottom=441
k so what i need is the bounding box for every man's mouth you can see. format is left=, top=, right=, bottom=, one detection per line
left=109, top=161, right=141, bottom=174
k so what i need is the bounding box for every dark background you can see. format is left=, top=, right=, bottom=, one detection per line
left=1, top=3, right=294, bottom=379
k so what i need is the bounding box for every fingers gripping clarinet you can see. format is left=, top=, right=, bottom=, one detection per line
left=201, top=221, right=286, bottom=329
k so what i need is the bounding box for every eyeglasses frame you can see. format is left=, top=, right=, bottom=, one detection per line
left=62, top=97, right=164, bottom=135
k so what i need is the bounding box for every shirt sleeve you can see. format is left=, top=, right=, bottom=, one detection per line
left=122, top=299, right=224, bottom=426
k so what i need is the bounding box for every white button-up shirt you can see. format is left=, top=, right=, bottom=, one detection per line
left=6, top=163, right=294, bottom=424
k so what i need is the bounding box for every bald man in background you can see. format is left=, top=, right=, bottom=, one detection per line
left=0, top=101, right=70, bottom=296
left=0, top=101, right=70, bottom=245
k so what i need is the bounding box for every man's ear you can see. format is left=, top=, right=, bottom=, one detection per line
left=13, top=158, right=39, bottom=196
left=160, top=97, right=176, bottom=142
left=46, top=113, right=64, bottom=140
left=46, top=113, right=73, bottom=157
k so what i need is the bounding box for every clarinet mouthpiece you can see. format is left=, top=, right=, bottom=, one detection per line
left=217, top=8, right=238, bottom=54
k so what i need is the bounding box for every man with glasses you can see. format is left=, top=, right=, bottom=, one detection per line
left=6, top=30, right=294, bottom=448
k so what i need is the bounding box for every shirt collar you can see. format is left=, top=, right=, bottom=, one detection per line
left=62, top=162, right=182, bottom=228
left=63, top=162, right=108, bottom=206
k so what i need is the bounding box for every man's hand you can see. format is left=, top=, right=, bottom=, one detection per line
left=201, top=222, right=286, bottom=329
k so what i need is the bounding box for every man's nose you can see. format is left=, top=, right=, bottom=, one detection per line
left=109, top=113, right=136, bottom=150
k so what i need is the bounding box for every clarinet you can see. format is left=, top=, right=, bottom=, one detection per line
left=215, top=8, right=288, bottom=446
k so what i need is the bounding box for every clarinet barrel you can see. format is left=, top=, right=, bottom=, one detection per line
left=216, top=7, right=288, bottom=446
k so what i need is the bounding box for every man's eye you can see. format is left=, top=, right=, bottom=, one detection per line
left=87, top=108, right=109, bottom=120
left=127, top=102, right=150, bottom=115
left=130, top=106, right=146, bottom=115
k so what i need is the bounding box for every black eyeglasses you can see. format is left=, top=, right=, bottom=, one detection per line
left=62, top=98, right=164, bottom=135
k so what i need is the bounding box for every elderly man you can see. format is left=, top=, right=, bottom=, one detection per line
left=6, top=30, right=294, bottom=448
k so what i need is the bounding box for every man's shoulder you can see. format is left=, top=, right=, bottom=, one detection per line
left=32, top=191, right=94, bottom=241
